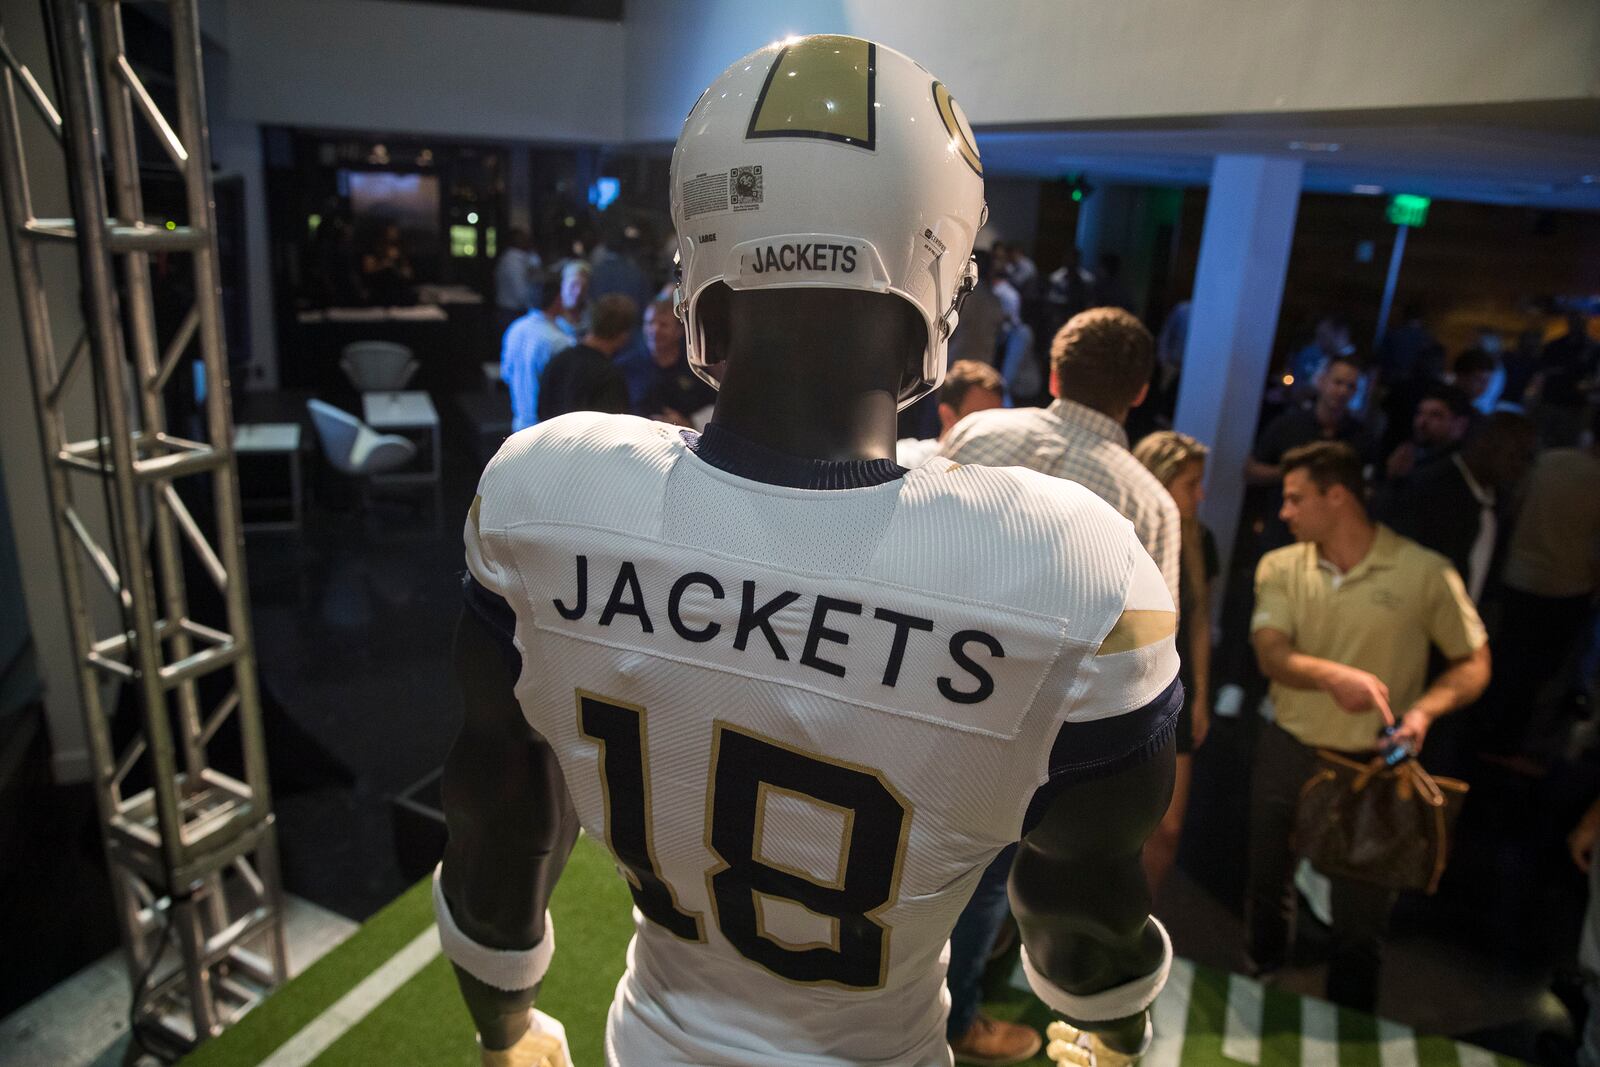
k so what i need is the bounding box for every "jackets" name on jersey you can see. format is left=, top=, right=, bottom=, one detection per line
left=552, top=554, right=1003, bottom=705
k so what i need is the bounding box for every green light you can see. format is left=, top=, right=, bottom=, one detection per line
left=1386, top=193, right=1430, bottom=228
left=1071, top=189, right=1083, bottom=202
left=165, top=220, right=176, bottom=230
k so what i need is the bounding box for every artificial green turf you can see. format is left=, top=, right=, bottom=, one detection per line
left=1257, top=980, right=1304, bottom=1067
left=1179, top=965, right=1232, bottom=1067
left=181, top=875, right=438, bottom=1067
left=183, top=836, right=1526, bottom=1067
left=1335, top=1006, right=1381, bottom=1067
left=182, top=835, right=631, bottom=1066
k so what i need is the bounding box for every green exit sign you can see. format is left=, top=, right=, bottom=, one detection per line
left=1386, top=194, right=1431, bottom=227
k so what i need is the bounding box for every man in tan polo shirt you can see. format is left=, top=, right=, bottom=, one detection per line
left=1247, top=441, right=1490, bottom=1011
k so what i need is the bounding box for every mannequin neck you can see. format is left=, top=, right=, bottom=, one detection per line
left=708, top=288, right=921, bottom=463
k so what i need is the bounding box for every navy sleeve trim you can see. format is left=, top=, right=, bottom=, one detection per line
left=1021, top=676, right=1182, bottom=837
left=462, top=573, right=521, bottom=673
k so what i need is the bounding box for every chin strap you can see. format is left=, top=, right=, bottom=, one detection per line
left=938, top=254, right=979, bottom=341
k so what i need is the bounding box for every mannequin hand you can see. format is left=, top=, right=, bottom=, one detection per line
left=1045, top=1021, right=1142, bottom=1067
left=481, top=1010, right=570, bottom=1067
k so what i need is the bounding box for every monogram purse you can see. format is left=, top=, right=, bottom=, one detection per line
left=1293, top=751, right=1468, bottom=894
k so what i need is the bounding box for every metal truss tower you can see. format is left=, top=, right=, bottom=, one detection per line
left=0, top=0, right=285, bottom=1053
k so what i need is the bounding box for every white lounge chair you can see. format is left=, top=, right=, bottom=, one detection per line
left=339, top=341, right=419, bottom=392
left=306, top=399, right=418, bottom=510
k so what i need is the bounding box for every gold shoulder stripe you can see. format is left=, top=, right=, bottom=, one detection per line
left=1096, top=610, right=1177, bottom=656
left=468, top=494, right=483, bottom=535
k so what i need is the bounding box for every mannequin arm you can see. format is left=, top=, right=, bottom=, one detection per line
left=1012, top=734, right=1176, bottom=1052
left=440, top=599, right=581, bottom=1050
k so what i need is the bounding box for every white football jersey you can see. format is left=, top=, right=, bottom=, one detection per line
left=465, top=413, right=1178, bottom=1067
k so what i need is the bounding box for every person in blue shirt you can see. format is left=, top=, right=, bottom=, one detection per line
left=501, top=278, right=579, bottom=432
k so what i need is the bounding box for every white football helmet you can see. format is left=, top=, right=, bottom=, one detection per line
left=670, top=34, right=987, bottom=409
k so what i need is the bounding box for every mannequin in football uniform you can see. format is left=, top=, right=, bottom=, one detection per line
left=438, top=35, right=1178, bottom=1067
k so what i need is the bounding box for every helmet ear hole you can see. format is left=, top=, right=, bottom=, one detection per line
left=893, top=295, right=935, bottom=404
left=696, top=282, right=733, bottom=368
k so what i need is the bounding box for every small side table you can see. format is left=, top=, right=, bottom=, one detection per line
left=361, top=391, right=441, bottom=486
left=234, top=422, right=303, bottom=532
left=362, top=391, right=442, bottom=524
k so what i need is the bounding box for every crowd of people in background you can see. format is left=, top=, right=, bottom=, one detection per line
left=495, top=227, right=713, bottom=434
left=490, top=219, right=1600, bottom=1061
left=952, top=259, right=1596, bottom=1056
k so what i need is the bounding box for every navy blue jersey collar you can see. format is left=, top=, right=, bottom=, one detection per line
left=685, top=423, right=907, bottom=490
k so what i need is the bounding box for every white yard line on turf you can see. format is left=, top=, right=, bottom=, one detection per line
left=1222, top=972, right=1265, bottom=1065
left=1143, top=958, right=1195, bottom=1067
left=1378, top=1019, right=1420, bottom=1067
left=1455, top=1041, right=1498, bottom=1067
left=1301, top=997, right=1339, bottom=1067
left=257, top=924, right=441, bottom=1067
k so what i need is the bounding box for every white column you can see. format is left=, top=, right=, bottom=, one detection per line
left=1173, top=154, right=1303, bottom=577
left=1075, top=183, right=1135, bottom=268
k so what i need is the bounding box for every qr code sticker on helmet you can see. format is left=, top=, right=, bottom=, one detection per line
left=730, top=166, right=762, bottom=210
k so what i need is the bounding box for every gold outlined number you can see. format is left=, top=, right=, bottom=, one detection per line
left=706, top=722, right=909, bottom=988
left=578, top=693, right=911, bottom=989
left=578, top=692, right=705, bottom=942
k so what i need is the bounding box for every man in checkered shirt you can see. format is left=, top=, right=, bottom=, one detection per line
left=940, top=307, right=1181, bottom=606
left=935, top=307, right=1180, bottom=1058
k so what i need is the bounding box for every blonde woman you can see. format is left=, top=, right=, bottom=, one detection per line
left=1132, top=430, right=1218, bottom=894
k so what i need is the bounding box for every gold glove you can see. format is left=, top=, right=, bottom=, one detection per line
left=1045, top=1020, right=1143, bottom=1067
left=480, top=1009, right=571, bottom=1067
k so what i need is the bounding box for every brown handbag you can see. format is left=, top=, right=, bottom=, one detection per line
left=1293, top=751, right=1469, bottom=894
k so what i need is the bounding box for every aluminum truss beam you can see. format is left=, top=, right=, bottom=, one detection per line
left=0, top=0, right=285, bottom=1053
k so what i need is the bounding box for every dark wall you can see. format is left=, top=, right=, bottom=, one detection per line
left=1163, top=190, right=1600, bottom=368
left=0, top=454, right=38, bottom=719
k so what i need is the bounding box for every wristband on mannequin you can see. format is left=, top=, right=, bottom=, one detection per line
left=433, top=865, right=554, bottom=992
left=1021, top=918, right=1172, bottom=1024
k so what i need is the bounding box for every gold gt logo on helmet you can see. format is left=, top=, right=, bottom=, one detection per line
left=932, top=82, right=981, bottom=178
